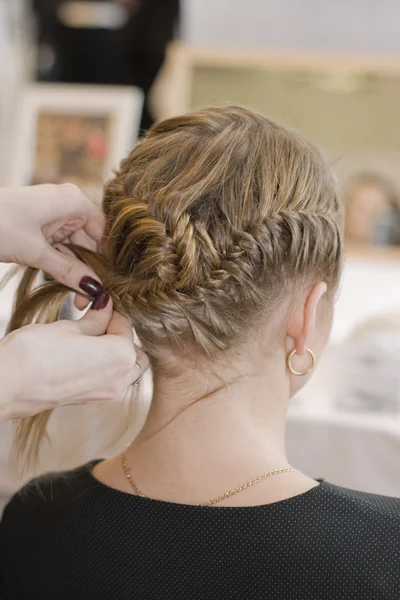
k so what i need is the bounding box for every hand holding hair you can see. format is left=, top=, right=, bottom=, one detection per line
left=0, top=291, right=148, bottom=422
left=0, top=183, right=105, bottom=299
left=0, top=184, right=148, bottom=422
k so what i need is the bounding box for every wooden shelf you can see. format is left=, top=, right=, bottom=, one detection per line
left=170, top=41, right=400, bottom=75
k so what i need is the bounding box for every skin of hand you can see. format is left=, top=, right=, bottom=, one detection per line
left=0, top=302, right=149, bottom=421
left=0, top=183, right=105, bottom=306
left=0, top=184, right=149, bottom=421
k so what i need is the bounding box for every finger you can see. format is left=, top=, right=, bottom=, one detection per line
left=106, top=311, right=134, bottom=341
left=53, top=244, right=100, bottom=310
left=134, top=345, right=150, bottom=373
left=74, top=294, right=91, bottom=311
left=50, top=231, right=72, bottom=245
left=53, top=245, right=93, bottom=310
left=83, top=217, right=105, bottom=243
left=51, top=184, right=105, bottom=241
left=124, top=346, right=150, bottom=388
left=69, top=228, right=98, bottom=252
left=106, top=314, right=149, bottom=374
left=72, top=294, right=113, bottom=336
left=38, top=244, right=103, bottom=294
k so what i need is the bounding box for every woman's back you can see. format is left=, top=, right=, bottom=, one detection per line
left=1, top=463, right=400, bottom=599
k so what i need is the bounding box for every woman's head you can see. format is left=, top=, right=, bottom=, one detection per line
left=344, top=173, right=400, bottom=245
left=9, top=106, right=343, bottom=460
left=99, top=107, right=342, bottom=361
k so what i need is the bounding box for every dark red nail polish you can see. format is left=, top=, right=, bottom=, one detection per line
left=91, top=292, right=110, bottom=310
left=79, top=276, right=104, bottom=298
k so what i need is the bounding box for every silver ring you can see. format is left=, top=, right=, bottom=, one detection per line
left=132, top=361, right=143, bottom=386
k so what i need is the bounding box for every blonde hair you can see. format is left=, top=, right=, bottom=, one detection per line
left=8, top=106, right=343, bottom=463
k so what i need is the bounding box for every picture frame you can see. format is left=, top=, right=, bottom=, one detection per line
left=7, top=83, right=143, bottom=203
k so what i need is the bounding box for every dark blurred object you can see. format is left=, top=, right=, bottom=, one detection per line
left=32, top=0, right=180, bottom=132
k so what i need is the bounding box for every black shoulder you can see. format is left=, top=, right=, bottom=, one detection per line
left=324, top=482, right=400, bottom=520
left=0, top=460, right=99, bottom=541
left=320, top=482, right=400, bottom=559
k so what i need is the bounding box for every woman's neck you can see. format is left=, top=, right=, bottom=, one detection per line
left=94, top=353, right=320, bottom=505
left=124, top=356, right=295, bottom=503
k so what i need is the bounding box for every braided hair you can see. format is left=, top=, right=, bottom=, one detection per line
left=9, top=106, right=343, bottom=462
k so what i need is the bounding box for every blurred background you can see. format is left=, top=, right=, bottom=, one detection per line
left=1, top=0, right=400, bottom=506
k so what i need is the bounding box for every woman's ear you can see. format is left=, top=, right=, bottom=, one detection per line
left=287, top=282, right=327, bottom=356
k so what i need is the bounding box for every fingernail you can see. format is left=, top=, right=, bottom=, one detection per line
left=91, top=292, right=110, bottom=310
left=79, top=276, right=104, bottom=298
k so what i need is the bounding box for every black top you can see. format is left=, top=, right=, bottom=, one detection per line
left=1, top=461, right=400, bottom=599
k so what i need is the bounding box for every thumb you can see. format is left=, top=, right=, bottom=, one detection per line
left=73, top=294, right=113, bottom=337
left=106, top=311, right=134, bottom=340
left=35, top=244, right=103, bottom=295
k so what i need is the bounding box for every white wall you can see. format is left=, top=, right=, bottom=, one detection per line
left=183, top=0, right=400, bottom=54
left=0, top=0, right=34, bottom=185
left=331, top=255, right=400, bottom=342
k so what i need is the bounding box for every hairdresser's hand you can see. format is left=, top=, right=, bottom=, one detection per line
left=0, top=297, right=149, bottom=421
left=0, top=184, right=105, bottom=302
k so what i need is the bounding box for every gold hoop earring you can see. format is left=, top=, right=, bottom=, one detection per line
left=286, top=348, right=315, bottom=376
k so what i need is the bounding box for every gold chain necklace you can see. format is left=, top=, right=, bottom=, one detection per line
left=121, top=449, right=299, bottom=507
